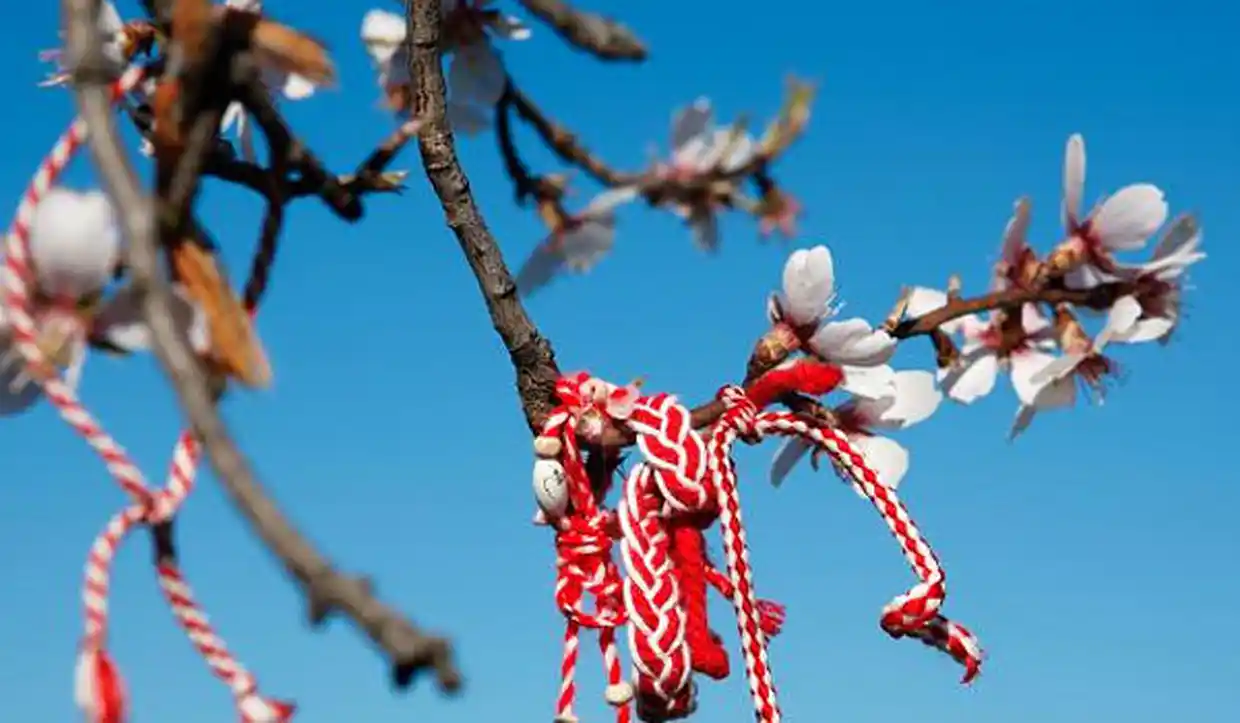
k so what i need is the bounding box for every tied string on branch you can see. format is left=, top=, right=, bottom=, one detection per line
left=531, top=359, right=982, bottom=722
left=1, top=64, right=290, bottom=722
left=531, top=361, right=841, bottom=723
left=534, top=373, right=634, bottom=723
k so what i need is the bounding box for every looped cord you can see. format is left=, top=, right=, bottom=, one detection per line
left=3, top=65, right=289, bottom=722
left=752, top=412, right=985, bottom=682
left=537, top=376, right=632, bottom=723
left=704, top=385, right=781, bottom=722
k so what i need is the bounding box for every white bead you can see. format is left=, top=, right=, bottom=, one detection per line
left=533, top=436, right=563, bottom=458
left=532, top=458, right=569, bottom=518
left=604, top=681, right=634, bottom=705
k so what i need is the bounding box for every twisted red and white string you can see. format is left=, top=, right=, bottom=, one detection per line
left=538, top=377, right=631, bottom=723
left=753, top=412, right=984, bottom=681
left=3, top=65, right=288, bottom=721
left=703, top=386, right=780, bottom=722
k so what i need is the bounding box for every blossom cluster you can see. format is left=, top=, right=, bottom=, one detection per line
left=760, top=133, right=1204, bottom=489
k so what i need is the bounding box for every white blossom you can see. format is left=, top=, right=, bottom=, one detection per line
left=1055, top=133, right=1169, bottom=275
left=516, top=186, right=641, bottom=297
left=770, top=245, right=898, bottom=398
left=659, top=98, right=756, bottom=251
left=929, top=302, right=1060, bottom=406
left=770, top=370, right=942, bottom=491
left=361, top=2, right=529, bottom=135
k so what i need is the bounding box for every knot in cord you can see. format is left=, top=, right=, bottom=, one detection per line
left=715, top=385, right=760, bottom=443
left=556, top=512, right=625, bottom=630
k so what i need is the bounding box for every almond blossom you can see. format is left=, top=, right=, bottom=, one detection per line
left=770, top=370, right=942, bottom=490
left=908, top=292, right=1059, bottom=408
left=991, top=197, right=1038, bottom=292
left=1008, top=299, right=1144, bottom=438
left=1047, top=133, right=1169, bottom=279
left=1074, top=214, right=1205, bottom=345
left=0, top=188, right=203, bottom=416
left=515, top=186, right=639, bottom=297
left=767, top=245, right=898, bottom=398
left=361, top=2, right=529, bottom=134
left=656, top=98, right=756, bottom=251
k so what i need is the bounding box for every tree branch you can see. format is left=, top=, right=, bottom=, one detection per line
left=64, top=0, right=460, bottom=693
left=517, top=0, right=647, bottom=61
left=889, top=280, right=1136, bottom=339
left=407, top=0, right=562, bottom=432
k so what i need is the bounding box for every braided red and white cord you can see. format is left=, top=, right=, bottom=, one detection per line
left=3, top=67, right=288, bottom=722
left=535, top=365, right=983, bottom=722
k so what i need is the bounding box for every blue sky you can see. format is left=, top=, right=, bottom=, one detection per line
left=1, top=0, right=1237, bottom=721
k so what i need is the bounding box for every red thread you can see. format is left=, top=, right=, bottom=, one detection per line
left=668, top=519, right=729, bottom=680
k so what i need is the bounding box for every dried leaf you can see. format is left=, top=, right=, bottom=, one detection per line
left=170, top=242, right=271, bottom=388
left=252, top=19, right=336, bottom=87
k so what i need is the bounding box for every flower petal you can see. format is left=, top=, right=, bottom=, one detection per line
left=583, top=186, right=640, bottom=217
left=848, top=434, right=910, bottom=490
left=490, top=14, right=531, bottom=41
left=1152, top=213, right=1200, bottom=261
left=0, top=336, right=44, bottom=416
left=361, top=9, right=407, bottom=65
left=560, top=221, right=616, bottom=273
left=770, top=436, right=812, bottom=487
left=91, top=284, right=205, bottom=354
left=1062, top=133, right=1086, bottom=229
left=780, top=245, right=835, bottom=326
left=999, top=197, right=1032, bottom=267
left=1009, top=348, right=1058, bottom=405
left=29, top=188, right=120, bottom=301
left=281, top=73, right=316, bottom=100
left=1009, top=376, right=1077, bottom=440
left=445, top=100, right=490, bottom=135
left=1020, top=303, right=1053, bottom=337
left=940, top=348, right=999, bottom=404
left=670, top=97, right=713, bottom=157
left=516, top=221, right=615, bottom=298
left=808, top=318, right=896, bottom=366
left=448, top=43, right=506, bottom=108
left=699, top=127, right=755, bottom=171
left=838, top=364, right=896, bottom=400
left=689, top=210, right=720, bottom=252
left=1114, top=317, right=1176, bottom=344
left=904, top=286, right=971, bottom=336
left=904, top=286, right=946, bottom=317
left=1090, top=183, right=1168, bottom=251
left=854, top=370, right=942, bottom=429
left=1094, top=295, right=1143, bottom=350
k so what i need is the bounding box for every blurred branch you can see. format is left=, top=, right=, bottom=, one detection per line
left=889, top=280, right=1136, bottom=339
left=517, top=0, right=647, bottom=61
left=505, top=76, right=813, bottom=210
left=65, top=0, right=459, bottom=694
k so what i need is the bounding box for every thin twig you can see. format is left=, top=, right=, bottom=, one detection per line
left=63, top=0, right=460, bottom=693
left=517, top=0, right=647, bottom=61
